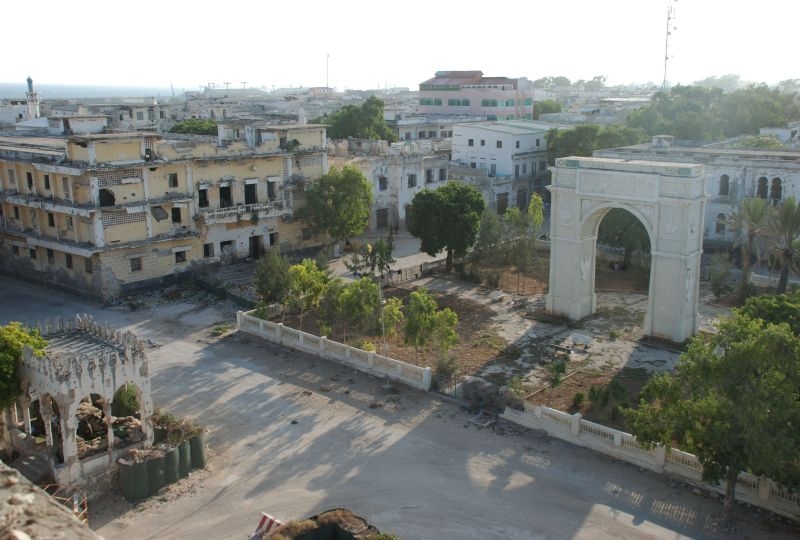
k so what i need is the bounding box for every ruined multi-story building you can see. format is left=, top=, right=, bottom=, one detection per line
left=3, top=315, right=154, bottom=490
left=0, top=121, right=327, bottom=300
left=595, top=135, right=800, bottom=247
left=329, top=139, right=451, bottom=231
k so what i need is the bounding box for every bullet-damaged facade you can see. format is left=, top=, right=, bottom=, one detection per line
left=0, top=124, right=327, bottom=300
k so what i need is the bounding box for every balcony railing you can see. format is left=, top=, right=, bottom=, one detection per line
left=200, top=200, right=290, bottom=225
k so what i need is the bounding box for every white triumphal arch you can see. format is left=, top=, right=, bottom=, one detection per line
left=546, top=156, right=707, bottom=343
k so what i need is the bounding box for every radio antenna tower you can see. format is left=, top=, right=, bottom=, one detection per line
left=662, top=0, right=677, bottom=91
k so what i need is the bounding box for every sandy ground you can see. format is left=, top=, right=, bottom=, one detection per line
left=0, top=275, right=796, bottom=540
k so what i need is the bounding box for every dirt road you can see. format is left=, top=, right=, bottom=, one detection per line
left=0, top=277, right=793, bottom=540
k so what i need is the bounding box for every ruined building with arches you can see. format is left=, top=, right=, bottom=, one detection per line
left=2, top=315, right=154, bottom=490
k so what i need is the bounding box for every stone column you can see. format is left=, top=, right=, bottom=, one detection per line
left=20, top=396, right=32, bottom=435
left=102, top=400, right=114, bottom=452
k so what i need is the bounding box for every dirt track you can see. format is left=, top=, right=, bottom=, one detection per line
left=0, top=277, right=795, bottom=540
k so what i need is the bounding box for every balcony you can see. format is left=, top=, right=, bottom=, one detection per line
left=200, top=200, right=290, bottom=225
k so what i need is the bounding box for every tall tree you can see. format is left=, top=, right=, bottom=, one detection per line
left=0, top=323, right=48, bottom=409
left=728, top=198, right=770, bottom=303
left=303, top=165, right=373, bottom=252
left=403, top=288, right=458, bottom=362
left=339, top=277, right=381, bottom=339
left=253, top=250, right=291, bottom=307
left=408, top=183, right=485, bottom=272
left=317, top=278, right=345, bottom=337
left=766, top=196, right=800, bottom=293
left=311, top=96, right=397, bottom=142
left=286, top=259, right=329, bottom=330
left=626, top=313, right=800, bottom=527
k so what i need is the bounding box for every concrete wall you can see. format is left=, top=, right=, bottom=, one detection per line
left=500, top=406, right=800, bottom=522
left=237, top=310, right=432, bottom=391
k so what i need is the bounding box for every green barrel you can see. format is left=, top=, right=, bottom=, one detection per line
left=164, top=447, right=179, bottom=484
left=147, top=455, right=166, bottom=495
left=189, top=433, right=206, bottom=469
left=178, top=440, right=192, bottom=478
left=120, top=460, right=149, bottom=502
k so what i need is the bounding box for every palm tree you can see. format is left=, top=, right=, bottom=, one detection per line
left=766, top=197, right=800, bottom=293
left=728, top=198, right=770, bottom=303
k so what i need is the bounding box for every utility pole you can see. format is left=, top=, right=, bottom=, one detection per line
left=662, top=0, right=678, bottom=91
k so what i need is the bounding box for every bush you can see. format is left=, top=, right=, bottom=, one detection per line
left=709, top=252, right=733, bottom=300
left=112, top=385, right=139, bottom=417
left=359, top=340, right=376, bottom=352
left=436, top=355, right=458, bottom=377
left=482, top=269, right=501, bottom=288
left=455, top=263, right=482, bottom=284
left=572, top=392, right=585, bottom=409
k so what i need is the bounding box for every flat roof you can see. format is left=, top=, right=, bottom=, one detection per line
left=0, top=136, right=67, bottom=155
left=458, top=120, right=571, bottom=135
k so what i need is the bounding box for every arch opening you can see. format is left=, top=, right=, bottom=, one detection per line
left=110, top=383, right=145, bottom=447
left=75, top=393, right=109, bottom=459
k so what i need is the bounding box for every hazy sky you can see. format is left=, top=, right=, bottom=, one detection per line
left=4, top=0, right=797, bottom=92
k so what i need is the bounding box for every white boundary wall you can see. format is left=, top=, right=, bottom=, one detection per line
left=500, top=406, right=800, bottom=521
left=237, top=310, right=432, bottom=391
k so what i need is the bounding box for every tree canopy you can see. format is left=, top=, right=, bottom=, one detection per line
left=739, top=289, right=800, bottom=334
left=403, top=288, right=458, bottom=361
left=168, top=119, right=218, bottom=135
left=597, top=208, right=651, bottom=268
left=311, top=96, right=397, bottom=142
left=625, top=84, right=800, bottom=140
left=625, top=313, right=800, bottom=525
left=0, top=323, right=48, bottom=409
left=534, top=99, right=561, bottom=117
left=303, top=165, right=373, bottom=246
left=546, top=124, right=648, bottom=164
left=254, top=250, right=291, bottom=306
left=765, top=196, right=800, bottom=293
left=408, top=182, right=485, bottom=271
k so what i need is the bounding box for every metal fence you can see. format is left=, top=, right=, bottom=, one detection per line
left=381, top=258, right=448, bottom=286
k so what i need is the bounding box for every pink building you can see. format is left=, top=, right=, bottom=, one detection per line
left=418, top=71, right=534, bottom=121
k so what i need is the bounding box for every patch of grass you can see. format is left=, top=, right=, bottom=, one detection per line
left=472, top=333, right=507, bottom=350
left=211, top=324, right=231, bottom=337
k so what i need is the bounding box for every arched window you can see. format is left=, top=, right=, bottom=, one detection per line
left=718, top=174, right=730, bottom=196
left=770, top=177, right=782, bottom=201
left=757, top=177, right=768, bottom=198
left=715, top=213, right=726, bottom=234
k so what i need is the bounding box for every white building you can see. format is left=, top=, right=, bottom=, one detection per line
left=596, top=136, right=800, bottom=246
left=450, top=120, right=566, bottom=211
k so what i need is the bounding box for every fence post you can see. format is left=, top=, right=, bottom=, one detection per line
left=422, top=367, right=432, bottom=391
left=367, top=351, right=375, bottom=369
left=319, top=336, right=327, bottom=358
left=570, top=413, right=582, bottom=438
left=613, top=431, right=622, bottom=446
left=654, top=445, right=667, bottom=472
left=758, top=477, right=772, bottom=504
left=533, top=405, right=542, bottom=419
left=236, top=311, right=243, bottom=329
left=276, top=323, right=283, bottom=343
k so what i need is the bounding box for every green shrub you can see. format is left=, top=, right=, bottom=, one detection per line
left=112, top=385, right=139, bottom=417
left=572, top=392, right=585, bottom=408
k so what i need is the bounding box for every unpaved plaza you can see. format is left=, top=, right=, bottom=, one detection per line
left=0, top=276, right=796, bottom=540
